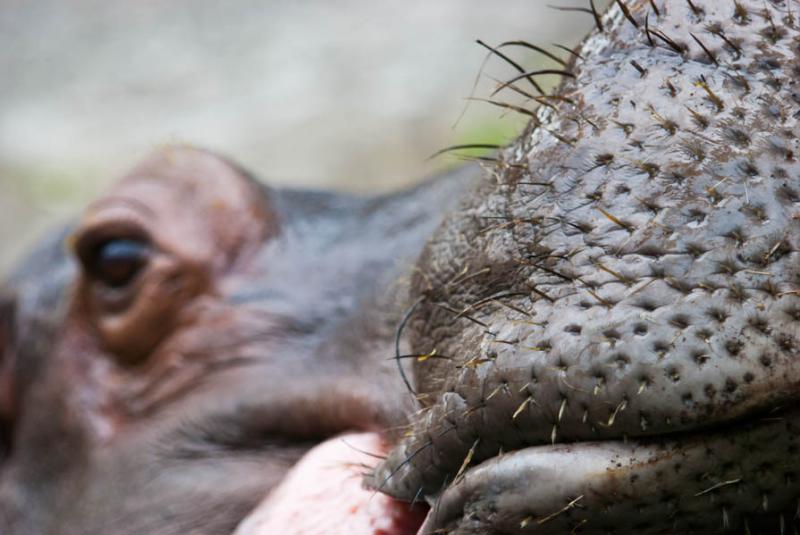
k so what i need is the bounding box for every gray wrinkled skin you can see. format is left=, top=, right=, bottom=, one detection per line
left=370, top=1, right=800, bottom=533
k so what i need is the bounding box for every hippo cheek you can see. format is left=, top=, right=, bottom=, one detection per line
left=370, top=0, right=800, bottom=532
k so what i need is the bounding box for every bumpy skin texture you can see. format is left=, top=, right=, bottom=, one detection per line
left=372, top=1, right=800, bottom=533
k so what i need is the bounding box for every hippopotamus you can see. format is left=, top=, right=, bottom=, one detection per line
left=1, top=0, right=799, bottom=534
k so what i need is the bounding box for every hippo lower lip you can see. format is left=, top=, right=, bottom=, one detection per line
left=415, top=405, right=800, bottom=534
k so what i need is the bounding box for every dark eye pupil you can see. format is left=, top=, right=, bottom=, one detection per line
left=92, top=239, right=149, bottom=288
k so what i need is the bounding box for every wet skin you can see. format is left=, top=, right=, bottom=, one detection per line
left=0, top=147, right=478, bottom=534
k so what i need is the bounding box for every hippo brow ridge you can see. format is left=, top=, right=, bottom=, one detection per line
left=370, top=0, right=800, bottom=533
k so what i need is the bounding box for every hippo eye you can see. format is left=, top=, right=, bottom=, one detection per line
left=87, top=238, right=150, bottom=288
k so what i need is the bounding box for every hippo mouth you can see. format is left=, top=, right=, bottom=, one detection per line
left=238, top=362, right=800, bottom=535
left=404, top=402, right=800, bottom=534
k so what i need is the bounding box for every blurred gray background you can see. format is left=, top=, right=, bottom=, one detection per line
left=0, top=0, right=604, bottom=274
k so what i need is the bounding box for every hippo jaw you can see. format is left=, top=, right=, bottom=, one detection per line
left=371, top=0, right=800, bottom=532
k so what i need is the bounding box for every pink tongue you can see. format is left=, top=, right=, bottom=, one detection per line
left=234, top=432, right=428, bottom=535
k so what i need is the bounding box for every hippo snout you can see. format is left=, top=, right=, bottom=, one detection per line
left=370, top=0, right=800, bottom=533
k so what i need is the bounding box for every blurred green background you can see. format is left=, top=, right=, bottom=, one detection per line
left=0, top=0, right=606, bottom=274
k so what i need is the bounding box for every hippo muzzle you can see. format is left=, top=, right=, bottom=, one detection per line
left=370, top=1, right=800, bottom=533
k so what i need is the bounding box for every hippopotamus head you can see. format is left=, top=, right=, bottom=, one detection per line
left=3, top=1, right=800, bottom=534
left=0, top=145, right=477, bottom=533
left=370, top=0, right=800, bottom=533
